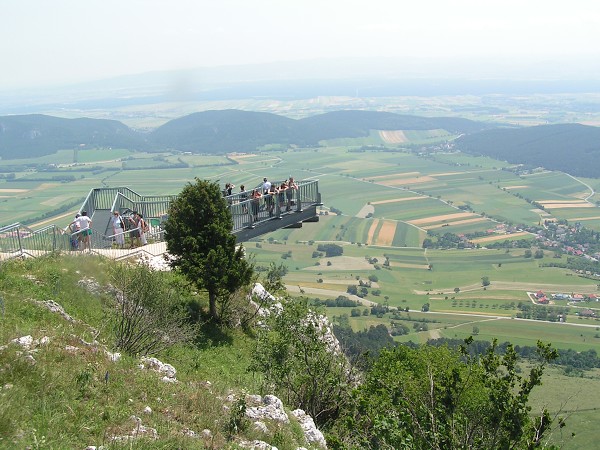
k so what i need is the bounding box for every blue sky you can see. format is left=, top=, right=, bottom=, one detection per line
left=2, top=0, right=599, bottom=88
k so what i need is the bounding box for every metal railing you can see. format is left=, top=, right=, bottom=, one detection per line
left=1, top=180, right=320, bottom=261
left=0, top=222, right=73, bottom=259
left=228, top=179, right=321, bottom=232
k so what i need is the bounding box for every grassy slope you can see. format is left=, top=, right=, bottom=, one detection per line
left=0, top=255, right=310, bottom=449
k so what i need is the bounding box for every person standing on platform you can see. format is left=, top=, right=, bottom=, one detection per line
left=262, top=177, right=271, bottom=194
left=74, top=211, right=92, bottom=251
left=286, top=176, right=298, bottom=211
left=111, top=211, right=126, bottom=248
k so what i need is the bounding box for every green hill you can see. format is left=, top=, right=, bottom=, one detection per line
left=0, top=110, right=493, bottom=159
left=297, top=110, right=492, bottom=140
left=149, top=109, right=303, bottom=153
left=4, top=111, right=599, bottom=179
left=150, top=109, right=494, bottom=153
left=455, top=123, right=600, bottom=177
left=0, top=114, right=147, bottom=159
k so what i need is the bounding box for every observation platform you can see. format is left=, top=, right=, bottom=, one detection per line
left=0, top=180, right=321, bottom=261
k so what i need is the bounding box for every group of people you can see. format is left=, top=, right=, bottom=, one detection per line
left=242, top=176, right=298, bottom=222
left=67, top=209, right=150, bottom=251
left=111, top=210, right=149, bottom=249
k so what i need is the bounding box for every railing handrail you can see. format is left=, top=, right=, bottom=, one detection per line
left=2, top=180, right=320, bottom=261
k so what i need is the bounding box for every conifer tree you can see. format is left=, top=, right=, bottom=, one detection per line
left=164, top=178, right=253, bottom=321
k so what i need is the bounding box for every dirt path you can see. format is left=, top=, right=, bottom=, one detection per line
left=28, top=210, right=79, bottom=229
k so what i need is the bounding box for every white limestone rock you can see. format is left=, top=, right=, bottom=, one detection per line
left=291, top=409, right=327, bottom=449
left=11, top=335, right=34, bottom=349
left=35, top=300, right=75, bottom=322
left=140, top=356, right=177, bottom=381
left=245, top=394, right=289, bottom=424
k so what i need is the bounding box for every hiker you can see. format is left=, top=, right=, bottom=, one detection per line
left=278, top=181, right=288, bottom=209
left=265, top=184, right=276, bottom=217
left=262, top=177, right=271, bottom=194
left=139, top=213, right=149, bottom=246
left=250, top=189, right=262, bottom=222
left=239, top=185, right=248, bottom=213
left=67, top=215, right=80, bottom=250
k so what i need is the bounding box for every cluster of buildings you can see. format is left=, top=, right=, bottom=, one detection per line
left=536, top=222, right=600, bottom=264
left=531, top=290, right=598, bottom=317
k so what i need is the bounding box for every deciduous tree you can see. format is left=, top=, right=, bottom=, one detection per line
left=329, top=338, right=560, bottom=449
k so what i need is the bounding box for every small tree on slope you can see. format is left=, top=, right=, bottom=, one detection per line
left=164, top=178, right=253, bottom=321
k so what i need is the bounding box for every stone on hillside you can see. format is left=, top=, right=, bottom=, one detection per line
left=254, top=421, right=269, bottom=433
left=181, top=427, right=199, bottom=438
left=137, top=253, right=172, bottom=271
left=250, top=283, right=283, bottom=319
left=140, top=356, right=177, bottom=380
left=237, top=439, right=277, bottom=450
left=105, top=350, right=121, bottom=362
left=36, top=300, right=75, bottom=322
left=78, top=277, right=103, bottom=295
left=245, top=394, right=289, bottom=424
left=110, top=415, right=158, bottom=442
left=291, top=409, right=327, bottom=449
left=143, top=406, right=152, bottom=414
left=11, top=335, right=33, bottom=349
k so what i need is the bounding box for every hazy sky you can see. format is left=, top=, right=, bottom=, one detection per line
left=2, top=0, right=599, bottom=89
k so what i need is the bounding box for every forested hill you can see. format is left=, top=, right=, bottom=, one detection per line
left=3, top=111, right=600, bottom=178
left=297, top=110, right=491, bottom=139
left=149, top=110, right=304, bottom=152
left=0, top=110, right=493, bottom=158
left=149, top=109, right=494, bottom=153
left=454, top=123, right=600, bottom=178
left=0, top=114, right=147, bottom=159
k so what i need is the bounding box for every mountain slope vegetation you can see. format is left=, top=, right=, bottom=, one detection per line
left=0, top=114, right=147, bottom=159
left=455, top=123, right=600, bottom=177
left=0, top=110, right=493, bottom=158
left=3, top=110, right=599, bottom=178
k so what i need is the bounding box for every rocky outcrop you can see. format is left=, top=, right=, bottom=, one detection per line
left=139, top=356, right=177, bottom=383
left=291, top=409, right=327, bottom=449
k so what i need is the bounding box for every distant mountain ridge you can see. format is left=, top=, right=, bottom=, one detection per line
left=0, top=114, right=147, bottom=159
left=1, top=110, right=599, bottom=178
left=0, top=110, right=493, bottom=159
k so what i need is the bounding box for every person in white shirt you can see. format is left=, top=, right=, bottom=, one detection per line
left=111, top=211, right=125, bottom=248
left=72, top=211, right=92, bottom=251
left=262, top=177, right=271, bottom=194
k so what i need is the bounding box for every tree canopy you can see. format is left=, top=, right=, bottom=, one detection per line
left=328, top=339, right=559, bottom=449
left=164, top=178, right=254, bottom=321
